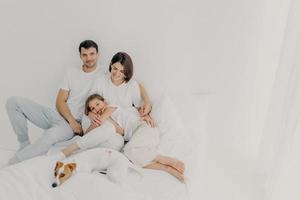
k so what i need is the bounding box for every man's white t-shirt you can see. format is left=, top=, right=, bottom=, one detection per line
left=59, top=66, right=105, bottom=120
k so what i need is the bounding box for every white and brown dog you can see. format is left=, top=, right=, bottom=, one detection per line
left=52, top=148, right=142, bottom=187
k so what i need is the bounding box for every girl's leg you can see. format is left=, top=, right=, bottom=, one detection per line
left=76, top=123, right=117, bottom=150
left=62, top=143, right=80, bottom=157
left=144, top=162, right=185, bottom=182
left=154, top=154, right=185, bottom=173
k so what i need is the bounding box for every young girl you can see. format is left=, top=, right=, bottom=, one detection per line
left=60, top=93, right=132, bottom=157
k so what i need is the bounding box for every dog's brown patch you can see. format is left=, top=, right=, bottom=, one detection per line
left=54, top=161, right=63, bottom=176
left=67, top=163, right=77, bottom=172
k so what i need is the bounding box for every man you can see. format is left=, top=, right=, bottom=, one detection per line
left=6, top=40, right=152, bottom=164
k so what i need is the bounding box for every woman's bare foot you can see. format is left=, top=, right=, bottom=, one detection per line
left=169, top=159, right=185, bottom=174
left=166, top=165, right=185, bottom=182
left=144, top=162, right=185, bottom=182
left=155, top=155, right=185, bottom=173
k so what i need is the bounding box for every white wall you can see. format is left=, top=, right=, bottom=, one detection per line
left=0, top=0, right=291, bottom=166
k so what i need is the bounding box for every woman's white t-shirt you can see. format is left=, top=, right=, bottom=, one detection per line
left=89, top=73, right=142, bottom=109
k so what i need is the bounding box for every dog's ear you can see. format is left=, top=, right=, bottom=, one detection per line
left=67, top=163, right=77, bottom=172
left=54, top=161, right=63, bottom=176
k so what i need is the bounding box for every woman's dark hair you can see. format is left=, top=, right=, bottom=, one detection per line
left=79, top=40, right=98, bottom=53
left=84, top=94, right=104, bottom=115
left=109, top=52, right=133, bottom=82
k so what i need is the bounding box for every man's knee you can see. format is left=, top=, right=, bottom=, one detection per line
left=45, top=126, right=74, bottom=143
left=6, top=96, right=21, bottom=112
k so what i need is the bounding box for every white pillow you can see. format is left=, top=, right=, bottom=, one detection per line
left=150, top=93, right=210, bottom=159
left=151, top=94, right=185, bottom=139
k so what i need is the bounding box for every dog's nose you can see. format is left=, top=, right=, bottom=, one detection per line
left=52, top=183, right=57, bottom=188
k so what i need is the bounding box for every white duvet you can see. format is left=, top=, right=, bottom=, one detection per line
left=0, top=95, right=202, bottom=200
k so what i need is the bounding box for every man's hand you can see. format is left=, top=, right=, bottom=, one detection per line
left=69, top=119, right=83, bottom=135
left=139, top=103, right=152, bottom=117
left=141, top=114, right=155, bottom=127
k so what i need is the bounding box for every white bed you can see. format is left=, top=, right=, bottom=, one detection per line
left=0, top=94, right=205, bottom=200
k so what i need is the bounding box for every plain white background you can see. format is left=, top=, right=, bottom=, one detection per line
left=0, top=0, right=294, bottom=199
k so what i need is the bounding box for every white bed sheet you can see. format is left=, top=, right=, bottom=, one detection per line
left=0, top=94, right=204, bottom=200
left=0, top=137, right=191, bottom=200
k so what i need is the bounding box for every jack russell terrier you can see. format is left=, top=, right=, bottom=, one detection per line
left=52, top=148, right=143, bottom=187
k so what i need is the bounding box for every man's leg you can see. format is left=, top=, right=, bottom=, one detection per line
left=10, top=124, right=73, bottom=164
left=6, top=96, right=61, bottom=150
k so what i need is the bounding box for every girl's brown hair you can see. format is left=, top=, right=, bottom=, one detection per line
left=84, top=94, right=105, bottom=115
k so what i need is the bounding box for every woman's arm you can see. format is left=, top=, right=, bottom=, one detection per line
left=138, top=84, right=152, bottom=116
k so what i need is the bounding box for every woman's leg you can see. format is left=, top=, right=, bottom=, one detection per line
left=123, top=124, right=185, bottom=182
left=144, top=162, right=185, bottom=182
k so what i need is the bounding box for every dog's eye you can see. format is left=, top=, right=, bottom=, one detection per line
left=59, top=173, right=65, bottom=178
left=54, top=172, right=57, bottom=176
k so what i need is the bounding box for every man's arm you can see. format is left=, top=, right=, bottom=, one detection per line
left=138, top=84, right=152, bottom=116
left=56, top=89, right=82, bottom=134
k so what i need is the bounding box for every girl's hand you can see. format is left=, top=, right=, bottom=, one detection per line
left=88, top=112, right=102, bottom=126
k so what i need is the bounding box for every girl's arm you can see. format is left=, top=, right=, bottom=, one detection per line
left=99, top=106, right=117, bottom=122
left=108, top=117, right=124, bottom=135
left=84, top=107, right=116, bottom=134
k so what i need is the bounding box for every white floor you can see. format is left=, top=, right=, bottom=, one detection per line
left=0, top=146, right=266, bottom=200
left=197, top=151, right=266, bottom=200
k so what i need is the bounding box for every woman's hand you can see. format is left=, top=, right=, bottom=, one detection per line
left=139, top=103, right=152, bottom=116
left=141, top=114, right=156, bottom=127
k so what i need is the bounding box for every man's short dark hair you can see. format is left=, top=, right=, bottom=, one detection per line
left=109, top=52, right=133, bottom=82
left=79, top=40, right=98, bottom=53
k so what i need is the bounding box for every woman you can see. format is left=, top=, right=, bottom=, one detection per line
left=88, top=52, right=185, bottom=181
